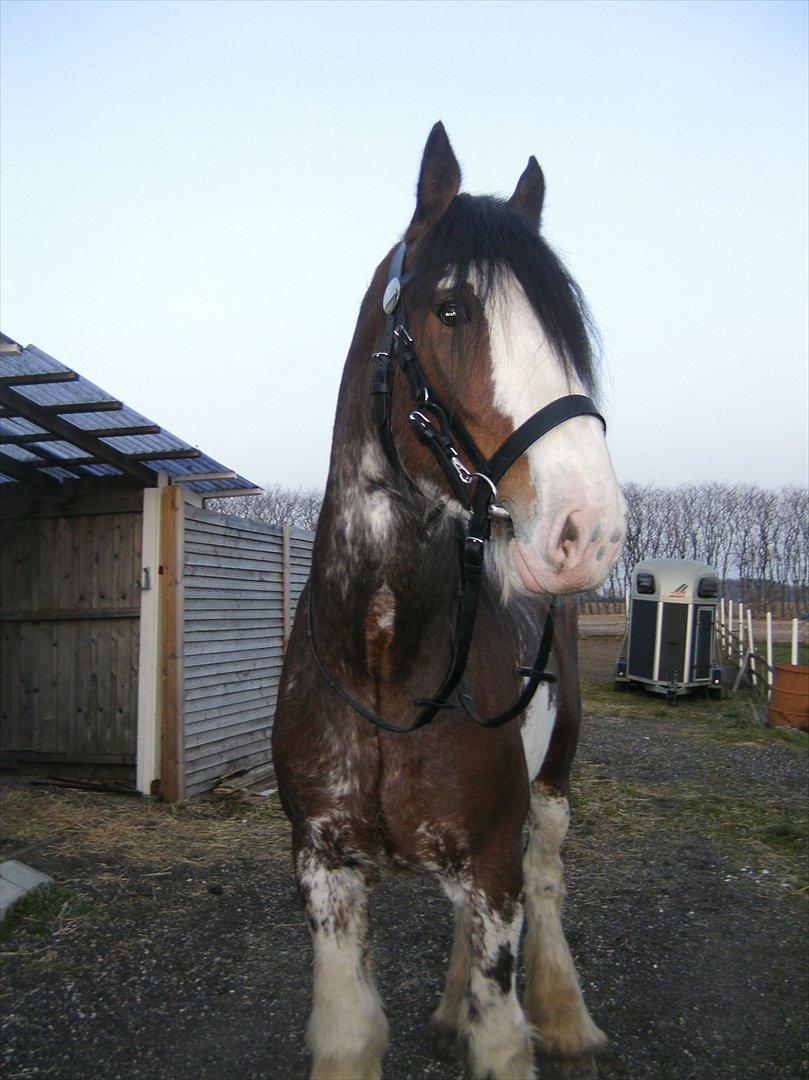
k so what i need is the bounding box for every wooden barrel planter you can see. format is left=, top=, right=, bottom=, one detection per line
left=768, top=664, right=809, bottom=731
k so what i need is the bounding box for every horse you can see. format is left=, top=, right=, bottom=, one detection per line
left=272, top=122, right=625, bottom=1080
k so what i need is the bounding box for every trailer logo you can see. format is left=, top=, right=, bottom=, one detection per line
left=669, top=583, right=689, bottom=597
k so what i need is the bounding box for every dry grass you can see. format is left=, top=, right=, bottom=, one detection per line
left=0, top=784, right=292, bottom=872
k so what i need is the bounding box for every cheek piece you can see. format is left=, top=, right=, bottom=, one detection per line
left=308, top=241, right=606, bottom=734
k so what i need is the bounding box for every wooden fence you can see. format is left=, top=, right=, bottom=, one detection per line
left=173, top=500, right=314, bottom=798
left=578, top=598, right=626, bottom=615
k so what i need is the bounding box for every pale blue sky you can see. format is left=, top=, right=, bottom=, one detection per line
left=2, top=0, right=807, bottom=490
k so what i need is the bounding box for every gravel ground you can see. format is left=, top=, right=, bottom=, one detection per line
left=2, top=644, right=807, bottom=1080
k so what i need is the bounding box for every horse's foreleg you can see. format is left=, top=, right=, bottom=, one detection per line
left=461, top=884, right=536, bottom=1080
left=297, top=852, right=389, bottom=1080
left=430, top=891, right=471, bottom=1059
left=523, top=783, right=606, bottom=1062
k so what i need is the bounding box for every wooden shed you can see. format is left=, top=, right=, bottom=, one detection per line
left=0, top=333, right=313, bottom=800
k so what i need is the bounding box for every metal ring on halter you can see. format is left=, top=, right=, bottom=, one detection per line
left=473, top=472, right=499, bottom=501
left=473, top=472, right=511, bottom=520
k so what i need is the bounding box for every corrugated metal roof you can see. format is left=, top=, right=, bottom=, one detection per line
left=0, top=334, right=261, bottom=497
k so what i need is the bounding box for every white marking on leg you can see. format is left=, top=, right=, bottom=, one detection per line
left=523, top=787, right=606, bottom=1058
left=520, top=682, right=556, bottom=782
left=298, top=852, right=389, bottom=1080
left=462, top=891, right=536, bottom=1080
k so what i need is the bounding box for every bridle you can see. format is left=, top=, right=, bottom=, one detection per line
left=307, top=240, right=605, bottom=733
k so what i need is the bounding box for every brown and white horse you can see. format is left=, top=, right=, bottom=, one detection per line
left=272, top=123, right=625, bottom=1080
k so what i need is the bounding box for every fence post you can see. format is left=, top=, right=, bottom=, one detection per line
left=747, top=608, right=756, bottom=688
left=738, top=603, right=745, bottom=668
left=792, top=618, right=799, bottom=665
left=728, top=600, right=734, bottom=657
left=766, top=611, right=773, bottom=698
left=282, top=525, right=291, bottom=649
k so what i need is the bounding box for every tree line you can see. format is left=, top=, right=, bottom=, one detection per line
left=208, top=484, right=323, bottom=532
left=212, top=481, right=808, bottom=616
left=606, top=482, right=807, bottom=615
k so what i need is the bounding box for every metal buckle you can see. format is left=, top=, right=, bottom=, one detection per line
left=409, top=410, right=432, bottom=432
left=451, top=456, right=475, bottom=485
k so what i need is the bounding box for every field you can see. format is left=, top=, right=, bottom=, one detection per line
left=1, top=633, right=807, bottom=1079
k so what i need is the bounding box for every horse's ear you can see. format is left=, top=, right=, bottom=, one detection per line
left=408, top=122, right=461, bottom=236
left=508, top=156, right=545, bottom=231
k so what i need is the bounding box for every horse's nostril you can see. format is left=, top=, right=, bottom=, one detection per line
left=561, top=516, right=579, bottom=545
left=557, top=514, right=582, bottom=562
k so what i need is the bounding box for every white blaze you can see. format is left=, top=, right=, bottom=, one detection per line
left=485, top=273, right=625, bottom=594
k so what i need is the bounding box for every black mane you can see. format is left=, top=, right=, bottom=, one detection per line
left=408, top=193, right=598, bottom=396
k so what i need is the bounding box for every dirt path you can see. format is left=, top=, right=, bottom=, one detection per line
left=2, top=692, right=807, bottom=1079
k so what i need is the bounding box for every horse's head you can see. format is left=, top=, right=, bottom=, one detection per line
left=365, top=123, right=625, bottom=596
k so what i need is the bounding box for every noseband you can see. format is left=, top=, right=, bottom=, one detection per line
left=308, top=241, right=605, bottom=733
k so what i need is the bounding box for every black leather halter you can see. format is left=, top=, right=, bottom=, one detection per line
left=307, top=241, right=605, bottom=734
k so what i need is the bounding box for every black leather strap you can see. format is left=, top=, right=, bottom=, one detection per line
left=486, top=395, right=605, bottom=483
left=458, top=597, right=556, bottom=727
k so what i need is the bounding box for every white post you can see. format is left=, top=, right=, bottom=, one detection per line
left=625, top=588, right=630, bottom=619
left=728, top=600, right=734, bottom=656
left=766, top=611, right=773, bottom=687
left=738, top=603, right=745, bottom=668
left=719, top=597, right=726, bottom=652
left=747, top=608, right=756, bottom=688
left=136, top=487, right=164, bottom=796
left=792, top=618, right=800, bottom=665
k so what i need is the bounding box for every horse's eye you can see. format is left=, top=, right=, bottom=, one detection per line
left=436, top=302, right=468, bottom=327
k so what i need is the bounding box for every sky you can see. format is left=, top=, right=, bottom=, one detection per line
left=1, top=0, right=807, bottom=492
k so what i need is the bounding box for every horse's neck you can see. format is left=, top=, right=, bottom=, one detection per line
left=310, top=429, right=456, bottom=678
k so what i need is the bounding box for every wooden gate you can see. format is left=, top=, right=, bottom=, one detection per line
left=0, top=507, right=142, bottom=768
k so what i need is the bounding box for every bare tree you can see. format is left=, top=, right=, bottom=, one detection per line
left=208, top=484, right=324, bottom=531
left=609, top=481, right=808, bottom=614
left=209, top=478, right=807, bottom=614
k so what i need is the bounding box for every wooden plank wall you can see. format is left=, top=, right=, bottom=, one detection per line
left=0, top=504, right=142, bottom=765
left=181, top=503, right=314, bottom=797
left=288, top=528, right=315, bottom=622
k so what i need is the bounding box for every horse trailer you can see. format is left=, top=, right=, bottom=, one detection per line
left=614, top=558, right=722, bottom=699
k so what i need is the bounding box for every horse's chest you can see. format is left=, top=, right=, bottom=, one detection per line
left=520, top=682, right=557, bottom=781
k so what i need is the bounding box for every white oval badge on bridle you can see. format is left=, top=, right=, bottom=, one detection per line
left=383, top=277, right=401, bottom=315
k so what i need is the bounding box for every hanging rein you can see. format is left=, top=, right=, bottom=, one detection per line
left=307, top=241, right=605, bottom=733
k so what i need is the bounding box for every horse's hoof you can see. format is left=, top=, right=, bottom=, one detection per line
left=539, top=1052, right=599, bottom=1079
